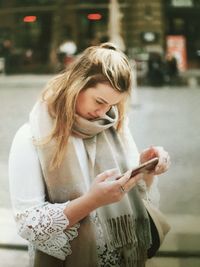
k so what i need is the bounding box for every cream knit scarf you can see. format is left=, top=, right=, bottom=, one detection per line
left=29, top=100, right=151, bottom=267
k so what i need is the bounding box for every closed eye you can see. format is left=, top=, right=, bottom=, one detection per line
left=96, top=100, right=104, bottom=105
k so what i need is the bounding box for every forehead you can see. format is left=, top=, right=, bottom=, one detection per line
left=87, top=82, right=126, bottom=104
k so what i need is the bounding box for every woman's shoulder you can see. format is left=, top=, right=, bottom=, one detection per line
left=11, top=123, right=33, bottom=152
left=13, top=123, right=32, bottom=140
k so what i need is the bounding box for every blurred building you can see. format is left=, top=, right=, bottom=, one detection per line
left=0, top=0, right=200, bottom=73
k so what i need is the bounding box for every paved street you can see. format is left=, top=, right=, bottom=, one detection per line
left=0, top=75, right=200, bottom=266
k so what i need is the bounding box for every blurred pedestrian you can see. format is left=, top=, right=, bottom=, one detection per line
left=147, top=52, right=164, bottom=87
left=0, top=39, right=12, bottom=74
left=9, top=43, right=170, bottom=267
left=164, top=54, right=178, bottom=85
left=57, top=39, right=77, bottom=70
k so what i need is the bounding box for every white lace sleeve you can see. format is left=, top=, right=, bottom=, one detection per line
left=9, top=124, right=80, bottom=260
left=16, top=202, right=80, bottom=260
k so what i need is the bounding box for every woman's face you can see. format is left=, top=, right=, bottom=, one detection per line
left=75, top=83, right=126, bottom=120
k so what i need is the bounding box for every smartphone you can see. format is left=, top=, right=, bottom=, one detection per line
left=114, top=157, right=159, bottom=181
left=129, top=157, right=159, bottom=178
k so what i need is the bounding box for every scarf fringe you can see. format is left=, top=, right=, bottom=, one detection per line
left=101, top=214, right=151, bottom=252
left=136, top=218, right=152, bottom=250
left=124, top=255, right=146, bottom=267
left=122, top=242, right=147, bottom=267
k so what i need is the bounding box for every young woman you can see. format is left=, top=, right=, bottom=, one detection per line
left=9, top=43, right=170, bottom=267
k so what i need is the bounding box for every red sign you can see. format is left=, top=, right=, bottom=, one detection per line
left=87, top=13, right=102, bottom=20
left=166, top=35, right=187, bottom=71
left=23, top=16, right=37, bottom=23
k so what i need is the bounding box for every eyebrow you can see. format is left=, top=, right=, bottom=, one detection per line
left=97, top=97, right=119, bottom=106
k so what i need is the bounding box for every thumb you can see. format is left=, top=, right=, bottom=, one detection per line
left=118, top=170, right=132, bottom=184
left=96, top=168, right=120, bottom=182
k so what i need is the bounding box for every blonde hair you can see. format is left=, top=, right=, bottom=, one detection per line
left=42, top=42, right=133, bottom=169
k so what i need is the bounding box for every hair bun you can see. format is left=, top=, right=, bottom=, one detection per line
left=100, top=42, right=118, bottom=51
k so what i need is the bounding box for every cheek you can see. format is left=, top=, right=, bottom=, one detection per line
left=75, top=96, right=84, bottom=114
left=76, top=95, right=91, bottom=115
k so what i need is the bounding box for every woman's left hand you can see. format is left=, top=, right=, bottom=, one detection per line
left=140, top=146, right=171, bottom=175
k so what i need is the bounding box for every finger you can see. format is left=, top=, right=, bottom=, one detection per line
left=121, top=173, right=142, bottom=192
left=140, top=146, right=157, bottom=163
left=148, top=146, right=158, bottom=158
left=118, top=170, right=132, bottom=185
left=126, top=173, right=142, bottom=187
left=155, top=158, right=170, bottom=174
left=119, top=170, right=141, bottom=187
left=155, top=152, right=170, bottom=172
left=96, top=168, right=119, bottom=182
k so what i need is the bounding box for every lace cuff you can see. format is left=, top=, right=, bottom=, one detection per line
left=15, top=202, right=80, bottom=260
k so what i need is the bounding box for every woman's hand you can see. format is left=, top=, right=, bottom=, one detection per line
left=64, top=169, right=142, bottom=228
left=86, top=169, right=142, bottom=209
left=139, top=146, right=171, bottom=187
left=140, top=146, right=170, bottom=175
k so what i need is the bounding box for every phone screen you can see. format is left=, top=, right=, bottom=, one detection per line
left=130, top=157, right=159, bottom=178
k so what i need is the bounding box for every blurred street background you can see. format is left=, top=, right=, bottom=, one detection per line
left=0, top=0, right=200, bottom=266
left=1, top=0, right=200, bottom=86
